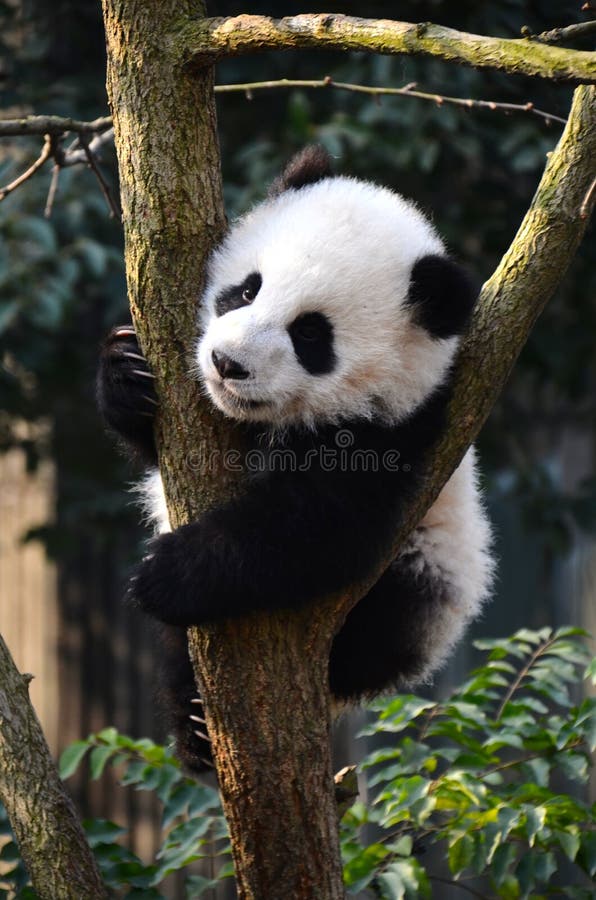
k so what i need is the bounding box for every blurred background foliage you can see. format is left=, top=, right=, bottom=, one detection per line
left=0, top=0, right=595, bottom=719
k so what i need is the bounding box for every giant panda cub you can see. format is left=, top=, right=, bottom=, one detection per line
left=98, top=146, right=494, bottom=773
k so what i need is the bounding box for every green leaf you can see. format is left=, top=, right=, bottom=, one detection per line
left=59, top=740, right=90, bottom=778
left=162, top=783, right=197, bottom=827
left=96, top=727, right=119, bottom=746
left=83, top=819, right=127, bottom=847
left=516, top=850, right=556, bottom=893
left=554, top=829, right=580, bottom=862
left=524, top=805, right=546, bottom=847
left=578, top=831, right=596, bottom=876
left=89, top=745, right=115, bottom=780
left=185, top=875, right=222, bottom=897
left=557, top=751, right=589, bottom=783
left=490, top=842, right=517, bottom=889
left=448, top=833, right=474, bottom=877
left=521, top=757, right=551, bottom=787
left=343, top=842, right=389, bottom=891
left=376, top=859, right=430, bottom=899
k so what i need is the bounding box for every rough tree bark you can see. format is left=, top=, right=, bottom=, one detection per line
left=101, top=1, right=346, bottom=894
left=0, top=635, right=106, bottom=900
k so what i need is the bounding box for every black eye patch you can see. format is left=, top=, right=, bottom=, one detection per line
left=214, top=272, right=262, bottom=317
left=288, top=312, right=335, bottom=375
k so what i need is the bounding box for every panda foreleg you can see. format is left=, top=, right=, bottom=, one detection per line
left=129, top=465, right=398, bottom=626
left=96, top=325, right=159, bottom=465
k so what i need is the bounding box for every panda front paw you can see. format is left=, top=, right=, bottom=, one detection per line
left=128, top=525, right=214, bottom=626
left=97, top=324, right=158, bottom=463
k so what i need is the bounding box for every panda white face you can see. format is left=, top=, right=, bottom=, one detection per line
left=196, top=171, right=463, bottom=429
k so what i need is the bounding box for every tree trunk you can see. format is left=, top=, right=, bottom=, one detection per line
left=0, top=634, right=106, bottom=900
left=101, top=1, right=345, bottom=896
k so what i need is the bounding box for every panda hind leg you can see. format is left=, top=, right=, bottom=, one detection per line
left=155, top=624, right=214, bottom=775
left=328, top=550, right=452, bottom=703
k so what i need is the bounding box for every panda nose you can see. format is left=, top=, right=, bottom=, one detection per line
left=211, top=350, right=250, bottom=380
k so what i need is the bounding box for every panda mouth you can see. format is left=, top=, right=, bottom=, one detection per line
left=212, top=381, right=270, bottom=412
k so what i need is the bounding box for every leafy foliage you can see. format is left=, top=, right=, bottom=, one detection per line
left=343, top=627, right=596, bottom=898
left=1, top=628, right=593, bottom=899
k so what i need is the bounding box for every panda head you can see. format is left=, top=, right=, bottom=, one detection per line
left=197, top=146, right=477, bottom=429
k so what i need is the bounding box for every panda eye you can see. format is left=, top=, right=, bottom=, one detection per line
left=288, top=311, right=335, bottom=376
left=241, top=272, right=262, bottom=304
left=293, top=320, right=321, bottom=342
left=214, top=272, right=262, bottom=317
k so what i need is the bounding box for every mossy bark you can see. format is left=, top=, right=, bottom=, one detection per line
left=101, top=2, right=596, bottom=895
left=0, top=635, right=106, bottom=899
left=178, top=14, right=596, bottom=84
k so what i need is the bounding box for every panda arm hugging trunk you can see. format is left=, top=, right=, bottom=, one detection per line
left=98, top=147, right=493, bottom=773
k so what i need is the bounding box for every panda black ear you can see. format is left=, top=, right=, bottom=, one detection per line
left=269, top=145, right=333, bottom=196
left=406, top=255, right=479, bottom=339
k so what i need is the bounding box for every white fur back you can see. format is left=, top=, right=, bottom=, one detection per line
left=400, top=448, right=494, bottom=681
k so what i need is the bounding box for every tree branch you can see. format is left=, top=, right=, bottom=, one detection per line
left=0, top=115, right=112, bottom=137
left=521, top=20, right=596, bottom=45
left=0, top=634, right=106, bottom=899
left=178, top=15, right=596, bottom=83
left=0, top=134, right=54, bottom=199
left=353, top=84, right=596, bottom=602
left=60, top=127, right=115, bottom=167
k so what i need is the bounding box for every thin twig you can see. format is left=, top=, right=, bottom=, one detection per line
left=44, top=165, right=61, bottom=218
left=0, top=81, right=567, bottom=152
left=496, top=636, right=556, bottom=720
left=580, top=175, right=596, bottom=218
left=483, top=738, right=583, bottom=778
left=79, top=135, right=121, bottom=221
left=214, top=77, right=568, bottom=126
left=522, top=21, right=596, bottom=45
left=0, top=134, right=53, bottom=200
left=62, top=128, right=115, bottom=167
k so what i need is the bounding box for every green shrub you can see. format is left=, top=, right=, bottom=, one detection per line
left=343, top=626, right=596, bottom=899
left=1, top=627, right=594, bottom=899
